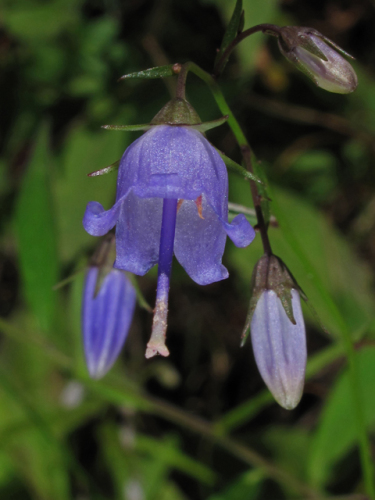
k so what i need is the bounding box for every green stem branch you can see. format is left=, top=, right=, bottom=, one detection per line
left=213, top=23, right=281, bottom=77
left=177, top=61, right=375, bottom=499
left=184, top=62, right=273, bottom=255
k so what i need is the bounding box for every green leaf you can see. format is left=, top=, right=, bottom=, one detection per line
left=0, top=367, right=71, bottom=500
left=212, top=0, right=279, bottom=73
left=214, top=0, right=243, bottom=71
left=119, top=64, right=177, bottom=80
left=227, top=182, right=375, bottom=338
left=102, top=116, right=228, bottom=134
left=263, top=426, right=311, bottom=482
left=135, top=434, right=216, bottom=485
left=218, top=151, right=263, bottom=183
left=269, top=187, right=375, bottom=338
left=126, top=273, right=153, bottom=312
left=191, top=115, right=228, bottom=132
left=308, top=346, right=375, bottom=487
left=2, top=0, right=80, bottom=41
left=14, top=123, right=59, bottom=333
left=54, top=123, right=129, bottom=262
left=101, top=123, right=152, bottom=131
left=215, top=343, right=343, bottom=434
left=252, top=154, right=271, bottom=225
left=88, top=159, right=120, bottom=177
left=207, top=469, right=264, bottom=500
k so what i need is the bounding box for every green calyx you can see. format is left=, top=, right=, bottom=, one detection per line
left=278, top=26, right=328, bottom=61
left=151, top=98, right=202, bottom=126
left=103, top=99, right=228, bottom=132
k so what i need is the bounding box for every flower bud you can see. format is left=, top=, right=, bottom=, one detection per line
left=278, top=26, right=357, bottom=94
left=82, top=236, right=136, bottom=379
left=243, top=254, right=307, bottom=409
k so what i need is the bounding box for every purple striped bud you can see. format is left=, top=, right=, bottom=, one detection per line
left=82, top=237, right=136, bottom=379
left=243, top=255, right=307, bottom=409
left=278, top=26, right=357, bottom=94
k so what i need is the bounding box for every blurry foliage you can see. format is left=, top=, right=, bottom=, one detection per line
left=0, top=0, right=375, bottom=499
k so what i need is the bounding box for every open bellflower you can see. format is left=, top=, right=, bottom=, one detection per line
left=243, top=254, right=307, bottom=409
left=278, top=26, right=357, bottom=94
left=83, top=98, right=255, bottom=358
left=82, top=238, right=136, bottom=379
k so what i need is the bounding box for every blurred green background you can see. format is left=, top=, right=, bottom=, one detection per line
left=1, top=0, right=375, bottom=498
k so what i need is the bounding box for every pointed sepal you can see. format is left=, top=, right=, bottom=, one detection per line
left=242, top=254, right=302, bottom=343
left=217, top=150, right=263, bottom=184
left=214, top=0, right=244, bottom=72
left=191, top=115, right=228, bottom=132
left=101, top=124, right=153, bottom=132
left=88, top=159, right=120, bottom=177
left=119, top=64, right=179, bottom=81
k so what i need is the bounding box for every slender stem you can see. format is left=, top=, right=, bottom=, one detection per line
left=213, top=23, right=281, bottom=78
left=179, top=61, right=375, bottom=497
left=240, top=145, right=272, bottom=255
left=176, top=63, right=189, bottom=99
left=183, top=62, right=272, bottom=255
left=146, top=198, right=178, bottom=359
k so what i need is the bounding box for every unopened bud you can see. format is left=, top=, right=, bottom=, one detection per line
left=82, top=235, right=136, bottom=379
left=278, top=26, right=357, bottom=94
left=243, top=254, right=307, bottom=410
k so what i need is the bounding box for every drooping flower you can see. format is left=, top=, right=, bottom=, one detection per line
left=243, top=254, right=307, bottom=409
left=83, top=98, right=256, bottom=358
left=278, top=26, right=357, bottom=94
left=82, top=237, right=136, bottom=379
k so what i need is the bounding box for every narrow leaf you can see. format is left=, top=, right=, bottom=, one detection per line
left=52, top=268, right=85, bottom=290
left=217, top=150, right=263, bottom=184
left=309, top=346, right=375, bottom=488
left=252, top=155, right=271, bottom=225
left=126, top=273, right=153, bottom=312
left=15, top=123, right=59, bottom=333
left=101, top=123, right=152, bottom=131
left=88, top=159, right=120, bottom=177
left=207, top=469, right=264, bottom=500
left=214, top=0, right=243, bottom=71
left=135, top=434, right=217, bottom=485
left=119, top=64, right=178, bottom=80
left=103, top=117, right=228, bottom=134
left=191, top=115, right=228, bottom=132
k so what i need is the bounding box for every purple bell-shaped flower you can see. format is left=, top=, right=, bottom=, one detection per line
left=83, top=98, right=255, bottom=358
